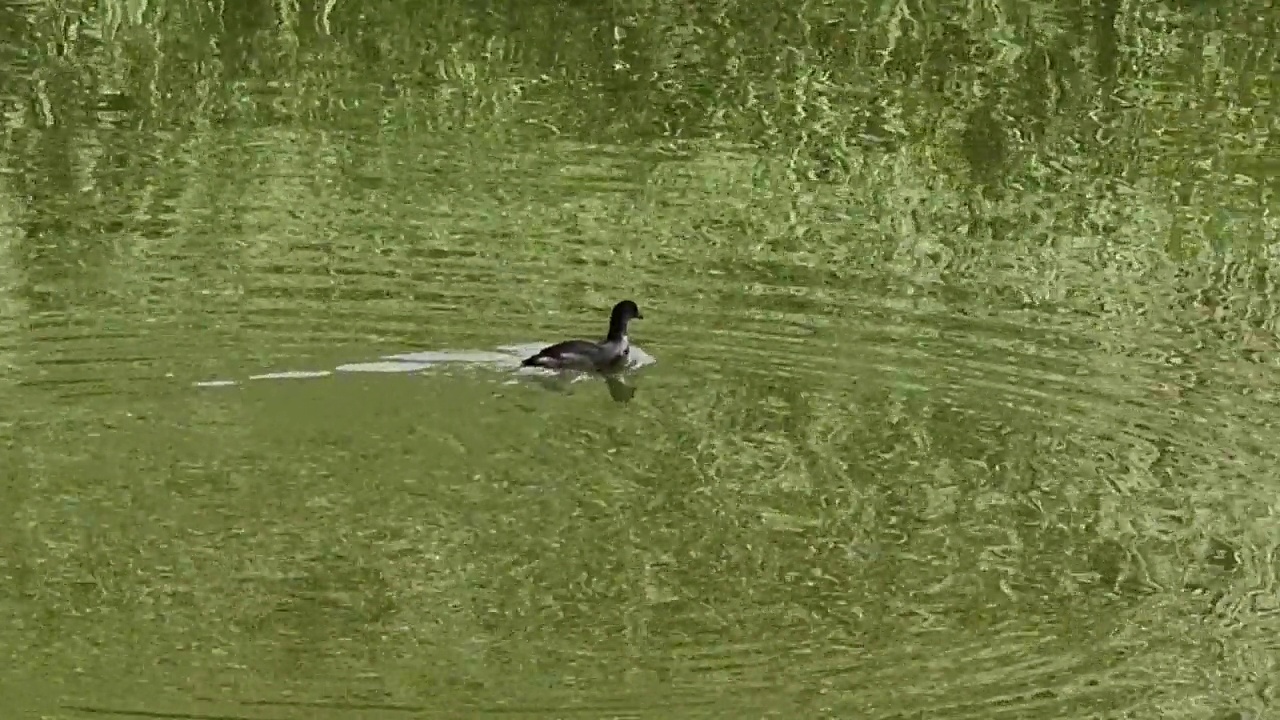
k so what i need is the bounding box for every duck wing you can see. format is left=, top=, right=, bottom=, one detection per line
left=520, top=340, right=601, bottom=368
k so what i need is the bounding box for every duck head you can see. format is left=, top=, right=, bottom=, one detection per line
left=607, top=299, right=643, bottom=340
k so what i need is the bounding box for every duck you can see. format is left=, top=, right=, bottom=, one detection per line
left=521, top=300, right=643, bottom=372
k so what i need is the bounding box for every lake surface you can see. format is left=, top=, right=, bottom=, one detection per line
left=1, top=1, right=1277, bottom=718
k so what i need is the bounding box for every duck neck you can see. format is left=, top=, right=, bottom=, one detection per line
left=605, top=318, right=630, bottom=344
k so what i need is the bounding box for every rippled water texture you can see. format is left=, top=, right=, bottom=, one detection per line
left=2, top=1, right=1278, bottom=719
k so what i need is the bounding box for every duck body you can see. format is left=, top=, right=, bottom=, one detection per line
left=521, top=300, right=643, bottom=373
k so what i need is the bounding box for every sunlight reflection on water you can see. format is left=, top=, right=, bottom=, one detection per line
left=193, top=344, right=656, bottom=387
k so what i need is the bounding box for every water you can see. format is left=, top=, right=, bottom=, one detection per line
left=2, top=1, right=1278, bottom=718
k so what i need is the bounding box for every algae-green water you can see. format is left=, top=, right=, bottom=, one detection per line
left=1, top=1, right=1277, bottom=718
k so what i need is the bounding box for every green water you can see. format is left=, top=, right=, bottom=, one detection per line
left=1, top=1, right=1277, bottom=718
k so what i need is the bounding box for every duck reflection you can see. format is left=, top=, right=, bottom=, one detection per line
left=523, top=369, right=638, bottom=404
